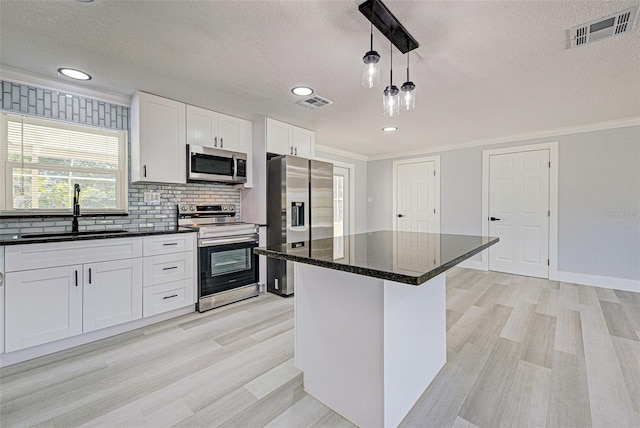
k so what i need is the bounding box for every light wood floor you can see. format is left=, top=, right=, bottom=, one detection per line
left=1, top=268, right=639, bottom=427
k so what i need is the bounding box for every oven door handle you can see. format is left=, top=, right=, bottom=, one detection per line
left=199, top=234, right=258, bottom=247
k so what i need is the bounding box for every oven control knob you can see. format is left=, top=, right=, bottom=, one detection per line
left=222, top=205, right=228, bottom=211
left=189, top=205, right=196, bottom=212
left=180, top=205, right=187, bottom=212
left=228, top=205, right=234, bottom=211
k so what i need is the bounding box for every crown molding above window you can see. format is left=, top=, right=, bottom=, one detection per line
left=0, top=65, right=132, bottom=107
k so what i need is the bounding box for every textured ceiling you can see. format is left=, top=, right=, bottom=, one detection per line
left=0, top=0, right=639, bottom=158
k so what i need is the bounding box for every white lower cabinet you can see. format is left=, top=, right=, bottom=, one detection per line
left=2, top=234, right=196, bottom=357
left=83, top=258, right=143, bottom=333
left=143, top=279, right=193, bottom=317
left=4, top=238, right=144, bottom=352
left=142, top=234, right=196, bottom=318
left=5, top=265, right=83, bottom=352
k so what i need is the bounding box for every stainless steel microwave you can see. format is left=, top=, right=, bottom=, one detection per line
left=187, top=144, right=247, bottom=184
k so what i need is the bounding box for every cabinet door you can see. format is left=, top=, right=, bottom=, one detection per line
left=133, top=92, right=186, bottom=184
left=187, top=104, right=219, bottom=149
left=293, top=127, right=315, bottom=158
left=266, top=119, right=292, bottom=155
left=5, top=265, right=83, bottom=352
left=83, top=258, right=143, bottom=333
left=218, top=113, right=245, bottom=152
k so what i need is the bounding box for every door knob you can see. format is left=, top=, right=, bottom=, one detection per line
left=490, top=217, right=501, bottom=221
left=397, top=214, right=405, bottom=218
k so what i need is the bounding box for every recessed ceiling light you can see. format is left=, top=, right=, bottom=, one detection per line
left=382, top=126, right=398, bottom=132
left=57, top=68, right=92, bottom=81
left=291, top=86, right=314, bottom=96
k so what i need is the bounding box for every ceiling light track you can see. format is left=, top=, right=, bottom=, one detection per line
left=358, top=0, right=419, bottom=54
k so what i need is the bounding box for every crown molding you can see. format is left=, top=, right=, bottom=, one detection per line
left=0, top=65, right=132, bottom=107
left=365, top=117, right=640, bottom=161
left=315, top=143, right=369, bottom=161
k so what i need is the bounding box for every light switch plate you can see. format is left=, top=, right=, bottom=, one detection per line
left=144, top=192, right=161, bottom=203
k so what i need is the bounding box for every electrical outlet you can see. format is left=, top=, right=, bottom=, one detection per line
left=144, top=192, right=161, bottom=203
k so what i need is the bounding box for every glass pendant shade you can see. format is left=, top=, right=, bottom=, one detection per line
left=362, top=50, right=381, bottom=88
left=383, top=85, right=399, bottom=117
left=401, top=53, right=415, bottom=110
left=401, top=81, right=415, bottom=110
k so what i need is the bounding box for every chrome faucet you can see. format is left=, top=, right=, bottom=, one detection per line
left=72, top=183, right=81, bottom=233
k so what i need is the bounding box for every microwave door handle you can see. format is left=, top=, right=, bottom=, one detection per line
left=231, top=154, right=237, bottom=182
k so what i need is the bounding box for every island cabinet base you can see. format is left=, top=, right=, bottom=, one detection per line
left=294, top=263, right=446, bottom=428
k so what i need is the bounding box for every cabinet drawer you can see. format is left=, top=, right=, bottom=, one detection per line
left=5, top=238, right=142, bottom=272
left=143, top=233, right=194, bottom=256
left=143, top=252, right=194, bottom=287
left=143, top=279, right=194, bottom=317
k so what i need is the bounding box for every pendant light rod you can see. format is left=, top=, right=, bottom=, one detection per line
left=389, top=41, right=393, bottom=85
left=359, top=0, right=419, bottom=54
left=406, top=53, right=410, bottom=81
left=370, top=23, right=374, bottom=50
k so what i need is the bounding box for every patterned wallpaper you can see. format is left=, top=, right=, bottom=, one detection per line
left=0, top=80, right=241, bottom=235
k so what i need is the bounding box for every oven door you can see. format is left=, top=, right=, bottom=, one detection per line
left=199, top=238, right=258, bottom=297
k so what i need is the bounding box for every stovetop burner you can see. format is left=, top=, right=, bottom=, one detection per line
left=177, top=203, right=257, bottom=237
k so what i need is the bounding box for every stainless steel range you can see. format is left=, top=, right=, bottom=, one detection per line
left=177, top=203, right=259, bottom=312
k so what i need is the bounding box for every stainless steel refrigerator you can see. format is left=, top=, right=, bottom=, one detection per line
left=266, top=155, right=333, bottom=296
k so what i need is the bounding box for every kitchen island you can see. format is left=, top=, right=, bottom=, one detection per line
left=255, top=231, right=498, bottom=427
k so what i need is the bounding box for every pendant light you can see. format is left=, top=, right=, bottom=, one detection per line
left=383, top=42, right=399, bottom=117
left=362, top=22, right=381, bottom=88
left=401, top=53, right=415, bottom=110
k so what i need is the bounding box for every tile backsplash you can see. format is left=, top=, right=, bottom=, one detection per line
left=0, top=80, right=241, bottom=235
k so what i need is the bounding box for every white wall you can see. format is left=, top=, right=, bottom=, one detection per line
left=367, top=125, right=640, bottom=283
left=314, top=149, right=368, bottom=234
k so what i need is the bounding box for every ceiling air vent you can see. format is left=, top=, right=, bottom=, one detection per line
left=568, top=5, right=639, bottom=48
left=296, top=95, right=333, bottom=109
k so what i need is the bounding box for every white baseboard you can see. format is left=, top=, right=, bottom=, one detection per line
left=555, top=271, right=640, bottom=293
left=457, top=259, right=487, bottom=271
left=0, top=305, right=195, bottom=368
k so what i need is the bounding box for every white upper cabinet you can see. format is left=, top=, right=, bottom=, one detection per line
left=293, top=127, right=315, bottom=158
left=265, top=118, right=315, bottom=157
left=186, top=104, right=218, bottom=149
left=131, top=91, right=186, bottom=184
left=218, top=113, right=247, bottom=152
left=187, top=105, right=250, bottom=153
left=266, top=119, right=293, bottom=155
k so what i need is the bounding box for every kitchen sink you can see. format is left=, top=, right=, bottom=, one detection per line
left=21, top=230, right=130, bottom=239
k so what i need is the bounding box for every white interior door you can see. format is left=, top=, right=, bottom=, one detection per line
left=489, top=149, right=550, bottom=278
left=333, top=166, right=350, bottom=238
left=333, top=166, right=350, bottom=260
left=394, top=160, right=439, bottom=233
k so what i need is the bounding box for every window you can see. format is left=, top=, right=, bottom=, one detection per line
left=0, top=113, right=128, bottom=215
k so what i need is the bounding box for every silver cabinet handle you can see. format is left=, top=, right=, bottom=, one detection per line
left=75, top=270, right=78, bottom=287
left=162, top=266, right=178, bottom=271
left=294, top=147, right=297, bottom=155
left=143, top=165, right=147, bottom=177
left=88, top=268, right=92, bottom=284
left=220, top=137, right=223, bottom=148
left=290, top=146, right=293, bottom=155
left=163, top=242, right=179, bottom=246
left=163, top=294, right=178, bottom=300
left=214, top=137, right=218, bottom=147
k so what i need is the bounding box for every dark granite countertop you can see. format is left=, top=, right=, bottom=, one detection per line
left=254, top=231, right=499, bottom=285
left=0, top=227, right=195, bottom=246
